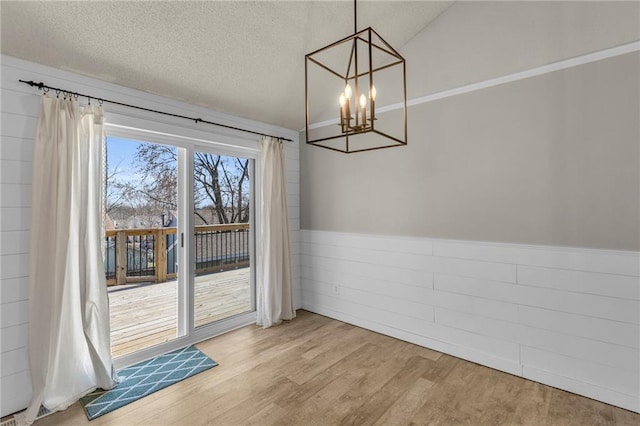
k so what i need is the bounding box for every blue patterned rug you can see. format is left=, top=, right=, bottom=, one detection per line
left=80, top=345, right=217, bottom=420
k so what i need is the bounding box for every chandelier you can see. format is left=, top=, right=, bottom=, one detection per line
left=305, top=0, right=407, bottom=153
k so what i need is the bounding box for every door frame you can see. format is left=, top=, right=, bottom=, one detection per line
left=105, top=121, right=259, bottom=370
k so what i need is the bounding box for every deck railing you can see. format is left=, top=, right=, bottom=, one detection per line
left=104, top=223, right=250, bottom=286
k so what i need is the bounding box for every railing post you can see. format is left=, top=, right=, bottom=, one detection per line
left=156, top=228, right=167, bottom=283
left=116, top=231, right=127, bottom=285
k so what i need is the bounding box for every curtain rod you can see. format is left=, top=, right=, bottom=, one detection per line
left=18, top=80, right=293, bottom=142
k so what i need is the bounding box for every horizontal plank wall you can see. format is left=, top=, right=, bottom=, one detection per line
left=0, top=55, right=300, bottom=417
left=300, top=230, right=640, bottom=412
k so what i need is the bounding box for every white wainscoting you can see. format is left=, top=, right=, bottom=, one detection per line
left=0, top=55, right=301, bottom=417
left=300, top=230, right=640, bottom=413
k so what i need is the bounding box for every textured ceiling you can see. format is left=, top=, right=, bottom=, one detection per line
left=1, top=1, right=452, bottom=130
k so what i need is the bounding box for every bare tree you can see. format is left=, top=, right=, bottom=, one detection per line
left=105, top=158, right=127, bottom=214
left=235, top=158, right=250, bottom=222
left=130, top=143, right=249, bottom=225
left=135, top=144, right=178, bottom=212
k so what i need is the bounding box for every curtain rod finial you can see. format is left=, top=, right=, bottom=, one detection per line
left=18, top=80, right=45, bottom=90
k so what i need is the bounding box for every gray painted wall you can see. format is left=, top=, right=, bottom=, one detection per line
left=301, top=2, right=640, bottom=251
left=404, top=1, right=640, bottom=99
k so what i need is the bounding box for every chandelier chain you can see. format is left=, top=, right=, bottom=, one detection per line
left=354, top=0, right=357, bottom=33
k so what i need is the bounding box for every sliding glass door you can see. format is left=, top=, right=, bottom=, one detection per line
left=104, top=134, right=255, bottom=360
left=192, top=151, right=253, bottom=329
left=105, top=137, right=180, bottom=358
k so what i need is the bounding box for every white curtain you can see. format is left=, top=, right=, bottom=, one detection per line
left=18, top=96, right=116, bottom=425
left=256, top=137, right=295, bottom=328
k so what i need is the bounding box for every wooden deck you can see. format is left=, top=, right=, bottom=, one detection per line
left=109, top=268, right=251, bottom=358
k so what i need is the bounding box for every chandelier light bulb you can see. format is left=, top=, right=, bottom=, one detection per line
left=344, top=84, right=352, bottom=99
left=339, top=93, right=346, bottom=106
left=359, top=94, right=366, bottom=108
left=370, top=85, right=377, bottom=101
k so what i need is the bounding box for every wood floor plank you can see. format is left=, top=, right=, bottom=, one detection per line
left=32, top=311, right=640, bottom=426
left=244, top=402, right=288, bottom=425
left=272, top=342, right=387, bottom=425
left=339, top=356, right=436, bottom=425
left=285, top=326, right=372, bottom=385
left=547, top=388, right=619, bottom=426
left=374, top=377, right=435, bottom=425
left=188, top=377, right=300, bottom=426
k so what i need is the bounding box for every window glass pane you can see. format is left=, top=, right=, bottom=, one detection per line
left=105, top=136, right=179, bottom=357
left=193, top=152, right=252, bottom=328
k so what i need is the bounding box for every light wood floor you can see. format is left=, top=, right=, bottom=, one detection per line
left=37, top=311, right=639, bottom=425
left=109, top=268, right=251, bottom=357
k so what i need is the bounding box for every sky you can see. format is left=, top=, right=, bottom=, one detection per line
left=106, top=136, right=143, bottom=179
left=106, top=136, right=249, bottom=179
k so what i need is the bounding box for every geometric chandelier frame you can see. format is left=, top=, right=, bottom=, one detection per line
left=305, top=4, right=407, bottom=153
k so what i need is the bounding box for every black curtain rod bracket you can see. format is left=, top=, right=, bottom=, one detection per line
left=18, top=79, right=293, bottom=143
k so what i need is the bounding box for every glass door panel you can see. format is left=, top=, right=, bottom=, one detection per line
left=193, top=152, right=252, bottom=328
left=104, top=136, right=180, bottom=357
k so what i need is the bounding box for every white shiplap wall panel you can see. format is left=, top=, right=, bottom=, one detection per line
left=285, top=182, right=300, bottom=197
left=2, top=113, right=38, bottom=139
left=0, top=277, right=29, bottom=305
left=521, top=347, right=639, bottom=397
left=302, top=265, right=434, bottom=303
left=0, top=207, right=31, bottom=231
left=0, top=184, right=31, bottom=208
left=1, top=347, right=29, bottom=378
left=0, top=160, right=32, bottom=184
left=1, top=87, right=40, bottom=114
left=436, top=307, right=639, bottom=372
left=434, top=240, right=640, bottom=276
left=517, top=265, right=639, bottom=300
left=0, top=254, right=29, bottom=280
left=0, top=371, right=32, bottom=417
left=303, top=274, right=433, bottom=322
left=302, top=252, right=430, bottom=288
left=518, top=325, right=639, bottom=372
left=433, top=256, right=517, bottom=283
left=301, top=230, right=640, bottom=412
left=286, top=170, right=299, bottom=184
left=435, top=273, right=639, bottom=324
left=434, top=274, right=516, bottom=301
left=0, top=137, right=35, bottom=162
left=303, top=241, right=434, bottom=271
left=517, top=305, right=640, bottom=349
left=339, top=286, right=435, bottom=323
left=523, top=365, right=640, bottom=417
left=0, top=55, right=301, bottom=417
left=432, top=291, right=518, bottom=322
left=0, top=230, right=30, bottom=256
left=0, top=324, right=28, bottom=353
left=434, top=307, right=520, bottom=341
left=286, top=140, right=300, bottom=308
left=0, top=300, right=28, bottom=328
